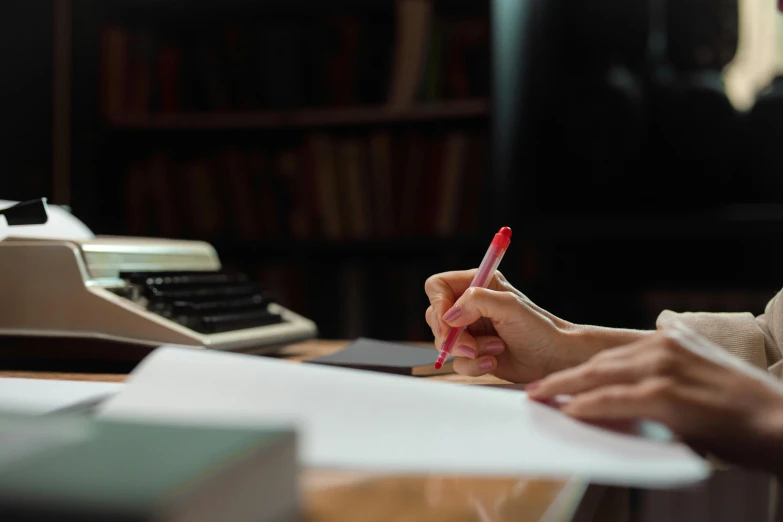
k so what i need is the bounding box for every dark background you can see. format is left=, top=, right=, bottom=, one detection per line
left=1, top=0, right=781, bottom=342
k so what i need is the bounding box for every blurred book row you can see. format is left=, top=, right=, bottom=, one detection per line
left=100, top=0, right=489, bottom=117
left=124, top=130, right=487, bottom=242
left=254, top=260, right=433, bottom=341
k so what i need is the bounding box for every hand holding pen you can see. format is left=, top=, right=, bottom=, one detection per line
left=434, top=227, right=512, bottom=369
left=424, top=227, right=627, bottom=382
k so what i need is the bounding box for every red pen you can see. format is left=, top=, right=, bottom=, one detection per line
left=434, top=226, right=512, bottom=369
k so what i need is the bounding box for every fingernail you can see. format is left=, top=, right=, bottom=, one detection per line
left=479, top=358, right=494, bottom=371
left=442, top=306, right=462, bottom=323
left=455, top=345, right=476, bottom=359
left=525, top=381, right=539, bottom=391
left=484, top=340, right=504, bottom=355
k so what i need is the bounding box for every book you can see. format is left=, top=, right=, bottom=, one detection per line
left=307, top=337, right=453, bottom=376
left=0, top=412, right=299, bottom=522
left=387, top=0, right=432, bottom=108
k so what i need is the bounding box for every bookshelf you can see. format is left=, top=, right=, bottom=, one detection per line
left=48, top=0, right=778, bottom=345
left=61, top=0, right=494, bottom=341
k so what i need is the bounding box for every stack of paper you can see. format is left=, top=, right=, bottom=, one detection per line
left=98, top=346, right=709, bottom=488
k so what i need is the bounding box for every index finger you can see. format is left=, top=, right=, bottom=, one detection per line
left=424, top=271, right=479, bottom=338
left=425, top=270, right=514, bottom=336
left=528, top=340, right=654, bottom=400
left=528, top=358, right=645, bottom=400
left=424, top=269, right=510, bottom=305
left=425, top=270, right=475, bottom=304
left=560, top=379, right=677, bottom=426
left=424, top=270, right=473, bottom=330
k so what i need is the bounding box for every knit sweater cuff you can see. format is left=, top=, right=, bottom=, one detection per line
left=656, top=310, right=768, bottom=369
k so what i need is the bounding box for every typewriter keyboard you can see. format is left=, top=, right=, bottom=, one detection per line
left=117, top=271, right=284, bottom=334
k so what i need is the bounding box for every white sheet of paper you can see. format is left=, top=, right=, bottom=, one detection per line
left=0, top=199, right=94, bottom=241
left=0, top=378, right=124, bottom=414
left=98, top=346, right=709, bottom=488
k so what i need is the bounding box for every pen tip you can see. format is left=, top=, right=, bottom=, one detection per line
left=499, top=226, right=512, bottom=239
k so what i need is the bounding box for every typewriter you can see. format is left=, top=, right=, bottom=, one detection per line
left=0, top=200, right=317, bottom=356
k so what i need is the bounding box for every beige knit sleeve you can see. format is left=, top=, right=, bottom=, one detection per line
left=656, top=290, right=783, bottom=370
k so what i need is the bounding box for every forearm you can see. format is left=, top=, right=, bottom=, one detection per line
left=564, top=323, right=654, bottom=362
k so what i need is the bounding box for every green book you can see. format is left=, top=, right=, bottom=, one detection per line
left=0, top=413, right=298, bottom=522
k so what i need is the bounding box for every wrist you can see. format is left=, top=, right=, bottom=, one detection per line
left=562, top=323, right=653, bottom=364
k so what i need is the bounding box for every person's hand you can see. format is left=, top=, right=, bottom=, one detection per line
left=424, top=269, right=645, bottom=383
left=527, top=324, right=783, bottom=474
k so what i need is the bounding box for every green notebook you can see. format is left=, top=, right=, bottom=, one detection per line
left=0, top=413, right=298, bottom=522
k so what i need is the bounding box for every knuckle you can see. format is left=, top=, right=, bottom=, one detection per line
left=652, top=352, right=678, bottom=375
left=430, top=295, right=450, bottom=310
left=498, top=291, right=519, bottom=306
left=640, top=378, right=673, bottom=399
left=493, top=271, right=512, bottom=292
left=595, top=388, right=625, bottom=406
left=581, top=363, right=600, bottom=380
left=661, top=334, right=684, bottom=352
left=592, top=350, right=615, bottom=363
left=463, top=287, right=482, bottom=301
left=424, top=274, right=440, bottom=294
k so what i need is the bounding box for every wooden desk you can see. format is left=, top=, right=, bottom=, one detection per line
left=0, top=339, right=615, bottom=522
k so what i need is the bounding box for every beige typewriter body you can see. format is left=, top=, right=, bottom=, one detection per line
left=0, top=236, right=317, bottom=352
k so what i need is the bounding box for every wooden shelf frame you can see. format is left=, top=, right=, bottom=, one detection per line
left=106, top=99, right=491, bottom=131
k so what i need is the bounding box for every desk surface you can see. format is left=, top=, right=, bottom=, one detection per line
left=0, top=339, right=602, bottom=522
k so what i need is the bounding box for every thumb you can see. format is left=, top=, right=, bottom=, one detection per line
left=442, top=287, right=520, bottom=328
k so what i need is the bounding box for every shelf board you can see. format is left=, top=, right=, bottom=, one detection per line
left=209, top=237, right=489, bottom=258
left=107, top=99, right=490, bottom=131
left=151, top=205, right=783, bottom=262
